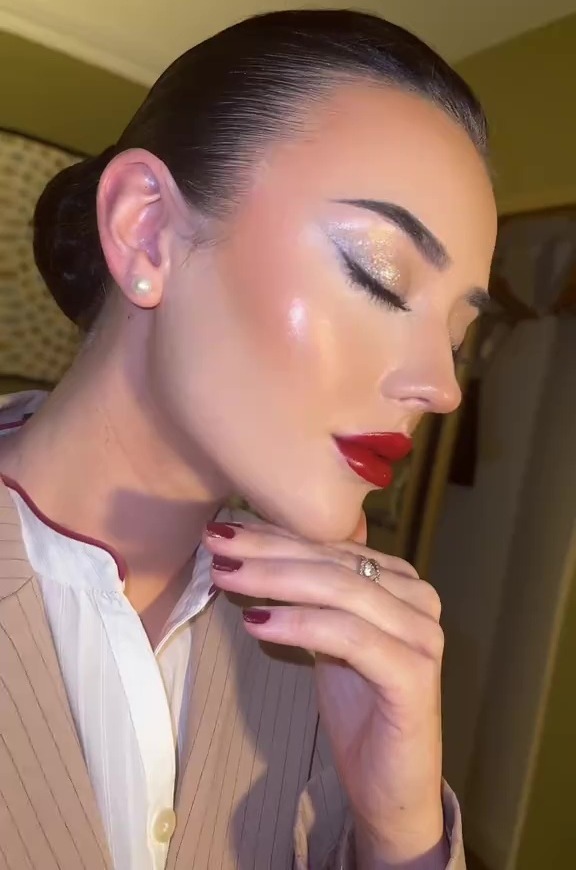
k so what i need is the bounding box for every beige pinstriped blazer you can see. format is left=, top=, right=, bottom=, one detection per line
left=0, top=479, right=465, bottom=870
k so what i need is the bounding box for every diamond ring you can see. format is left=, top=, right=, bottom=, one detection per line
left=357, top=556, right=381, bottom=585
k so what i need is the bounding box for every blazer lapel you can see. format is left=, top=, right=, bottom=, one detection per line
left=167, top=592, right=319, bottom=870
left=0, top=480, right=112, bottom=870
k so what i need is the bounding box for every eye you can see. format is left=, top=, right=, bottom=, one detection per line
left=337, top=248, right=410, bottom=312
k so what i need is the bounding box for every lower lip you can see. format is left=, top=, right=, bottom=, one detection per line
left=333, top=435, right=412, bottom=489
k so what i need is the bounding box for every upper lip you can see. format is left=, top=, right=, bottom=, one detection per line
left=333, top=432, right=413, bottom=462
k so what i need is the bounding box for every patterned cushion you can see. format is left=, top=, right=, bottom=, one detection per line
left=0, top=129, right=82, bottom=384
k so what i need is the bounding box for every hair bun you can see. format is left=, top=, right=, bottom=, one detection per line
left=33, top=145, right=117, bottom=327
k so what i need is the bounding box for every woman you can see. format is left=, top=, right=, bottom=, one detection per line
left=0, top=9, right=496, bottom=870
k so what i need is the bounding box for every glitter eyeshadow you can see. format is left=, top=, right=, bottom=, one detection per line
left=326, top=222, right=403, bottom=290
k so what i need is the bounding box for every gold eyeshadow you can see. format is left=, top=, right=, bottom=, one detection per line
left=325, top=221, right=403, bottom=290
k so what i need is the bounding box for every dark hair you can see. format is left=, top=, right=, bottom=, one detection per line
left=33, top=9, right=488, bottom=329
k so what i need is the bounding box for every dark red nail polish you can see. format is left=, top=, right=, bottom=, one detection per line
left=243, top=608, right=271, bottom=625
left=212, top=554, right=243, bottom=572
left=207, top=522, right=237, bottom=539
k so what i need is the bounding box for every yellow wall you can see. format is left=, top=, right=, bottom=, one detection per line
left=457, top=26, right=576, bottom=860
left=515, top=532, right=576, bottom=869
left=0, top=30, right=144, bottom=154
left=2, top=13, right=576, bottom=215
left=457, top=13, right=576, bottom=215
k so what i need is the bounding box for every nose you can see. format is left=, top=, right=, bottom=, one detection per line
left=379, top=344, right=462, bottom=416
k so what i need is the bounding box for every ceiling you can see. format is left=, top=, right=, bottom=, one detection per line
left=1, top=0, right=576, bottom=85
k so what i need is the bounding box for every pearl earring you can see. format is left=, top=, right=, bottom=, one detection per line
left=133, top=277, right=152, bottom=296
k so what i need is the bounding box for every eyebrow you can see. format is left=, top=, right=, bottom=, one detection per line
left=336, top=198, right=490, bottom=310
left=337, top=198, right=449, bottom=268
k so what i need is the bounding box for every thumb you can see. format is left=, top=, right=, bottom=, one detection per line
left=351, top=510, right=368, bottom=545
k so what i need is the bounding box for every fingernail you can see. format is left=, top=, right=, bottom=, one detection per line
left=212, top=554, right=243, bottom=572
left=207, top=522, right=237, bottom=539
left=243, top=608, right=271, bottom=625
left=227, top=522, right=244, bottom=528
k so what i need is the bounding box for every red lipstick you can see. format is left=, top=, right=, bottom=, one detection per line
left=333, top=432, right=413, bottom=489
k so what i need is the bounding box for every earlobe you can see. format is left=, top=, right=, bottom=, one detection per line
left=132, top=277, right=153, bottom=297
left=127, top=275, right=161, bottom=309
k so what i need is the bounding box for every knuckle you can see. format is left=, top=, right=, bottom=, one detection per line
left=393, top=557, right=420, bottom=580
left=336, top=563, right=374, bottom=610
left=290, top=606, right=315, bottom=640
left=315, top=562, right=352, bottom=601
left=418, top=581, right=442, bottom=619
left=341, top=617, right=369, bottom=656
left=422, top=623, right=445, bottom=661
left=263, top=558, right=289, bottom=584
left=291, top=606, right=310, bottom=633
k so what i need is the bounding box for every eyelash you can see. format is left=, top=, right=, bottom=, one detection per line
left=338, top=249, right=410, bottom=312
left=337, top=247, right=463, bottom=362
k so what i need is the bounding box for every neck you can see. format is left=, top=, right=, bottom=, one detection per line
left=0, top=326, right=229, bottom=613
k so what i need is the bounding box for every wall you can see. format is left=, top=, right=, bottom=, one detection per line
left=463, top=319, right=576, bottom=869
left=515, top=526, right=576, bottom=868
left=457, top=13, right=576, bottom=215
left=0, top=30, right=144, bottom=153
left=2, top=12, right=576, bottom=212
left=429, top=319, right=555, bottom=804
left=431, top=318, right=576, bottom=870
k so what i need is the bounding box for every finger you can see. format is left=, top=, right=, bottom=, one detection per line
left=212, top=557, right=441, bottom=652
left=224, top=518, right=299, bottom=540
left=206, top=524, right=432, bottom=616
left=208, top=529, right=434, bottom=617
left=220, top=514, right=418, bottom=580
left=205, top=522, right=416, bottom=583
left=241, top=606, right=443, bottom=691
left=329, top=538, right=420, bottom=580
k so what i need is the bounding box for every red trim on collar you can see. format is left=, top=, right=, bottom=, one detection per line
left=0, top=473, right=128, bottom=581
left=0, top=415, right=32, bottom=432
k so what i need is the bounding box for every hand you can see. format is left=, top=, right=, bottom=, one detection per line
left=204, top=518, right=448, bottom=867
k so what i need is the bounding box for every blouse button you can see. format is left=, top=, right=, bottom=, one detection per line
left=152, top=808, right=177, bottom=844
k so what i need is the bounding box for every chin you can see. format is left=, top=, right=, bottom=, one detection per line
left=249, top=481, right=365, bottom=544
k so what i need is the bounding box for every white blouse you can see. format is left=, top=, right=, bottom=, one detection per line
left=1, top=391, right=243, bottom=870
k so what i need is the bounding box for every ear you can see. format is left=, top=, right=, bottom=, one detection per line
left=96, top=148, right=196, bottom=310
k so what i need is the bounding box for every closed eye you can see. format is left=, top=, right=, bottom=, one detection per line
left=337, top=248, right=410, bottom=312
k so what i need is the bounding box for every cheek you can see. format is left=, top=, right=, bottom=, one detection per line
left=164, top=214, right=403, bottom=434
left=214, top=221, right=355, bottom=400
left=219, top=227, right=413, bottom=420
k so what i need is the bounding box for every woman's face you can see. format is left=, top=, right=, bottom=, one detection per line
left=152, top=83, right=497, bottom=541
